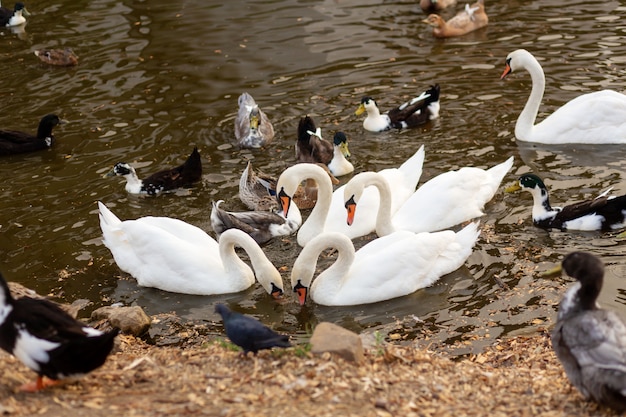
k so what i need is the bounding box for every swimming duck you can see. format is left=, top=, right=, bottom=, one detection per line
left=501, top=49, right=626, bottom=144
left=290, top=222, right=479, bottom=306
left=344, top=156, right=513, bottom=236
left=0, top=2, right=29, bottom=27
left=355, top=84, right=440, bottom=132
left=34, top=48, right=78, bottom=67
left=210, top=199, right=302, bottom=245
left=420, top=0, right=457, bottom=13
left=422, top=0, right=488, bottom=38
left=295, top=116, right=354, bottom=176
left=238, top=160, right=339, bottom=211
left=0, top=271, right=118, bottom=392
left=98, top=202, right=284, bottom=297
left=550, top=252, right=626, bottom=412
left=0, top=114, right=65, bottom=156
left=505, top=173, right=626, bottom=231
left=277, top=146, right=425, bottom=246
left=234, top=92, right=275, bottom=149
left=104, top=147, right=202, bottom=195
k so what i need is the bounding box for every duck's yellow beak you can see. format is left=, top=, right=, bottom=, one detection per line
left=338, top=141, right=351, bottom=158
left=539, top=264, right=562, bottom=278
left=250, top=115, right=259, bottom=129
left=355, top=103, right=366, bottom=116
left=504, top=182, right=521, bottom=193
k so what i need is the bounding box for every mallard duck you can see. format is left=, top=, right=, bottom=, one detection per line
left=215, top=304, right=291, bottom=355
left=210, top=199, right=301, bottom=245
left=34, top=48, right=78, bottom=67
left=355, top=84, right=440, bottom=132
left=234, top=92, right=275, bottom=149
left=0, top=271, right=118, bottom=392
left=505, top=173, right=626, bottom=231
left=501, top=49, right=626, bottom=144
left=290, top=222, right=479, bottom=306
left=98, top=202, right=284, bottom=297
left=295, top=116, right=353, bottom=176
left=277, top=146, right=425, bottom=246
left=0, top=2, right=29, bottom=27
left=423, top=0, right=488, bottom=38
left=239, top=160, right=339, bottom=211
left=104, top=147, right=202, bottom=195
left=550, top=252, right=626, bottom=412
left=420, top=0, right=457, bottom=13
left=0, top=114, right=66, bottom=156
left=344, top=156, right=514, bottom=235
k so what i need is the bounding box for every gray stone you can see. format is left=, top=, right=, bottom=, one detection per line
left=91, top=305, right=152, bottom=336
left=309, top=322, right=364, bottom=363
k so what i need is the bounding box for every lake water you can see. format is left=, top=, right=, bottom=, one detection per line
left=1, top=0, right=626, bottom=355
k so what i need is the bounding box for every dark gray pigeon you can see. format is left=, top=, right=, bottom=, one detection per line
left=215, top=304, right=291, bottom=355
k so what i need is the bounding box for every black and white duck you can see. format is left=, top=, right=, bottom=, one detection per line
left=0, top=2, right=29, bottom=27
left=549, top=252, right=626, bottom=412
left=34, top=48, right=78, bottom=66
left=0, top=114, right=66, bottom=156
left=105, top=147, right=202, bottom=195
left=0, top=271, right=118, bottom=392
left=295, top=116, right=353, bottom=176
left=354, top=84, right=440, bottom=132
left=234, top=92, right=275, bottom=149
left=210, top=199, right=301, bottom=245
left=505, top=173, right=626, bottom=231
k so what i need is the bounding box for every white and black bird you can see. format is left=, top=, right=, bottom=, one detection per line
left=0, top=272, right=119, bottom=392
left=550, top=252, right=626, bottom=412
left=215, top=304, right=291, bottom=355
left=355, top=84, right=440, bottom=132
left=0, top=2, right=29, bottom=27
left=0, top=114, right=66, bottom=156
left=506, top=173, right=626, bottom=231
left=105, top=147, right=202, bottom=195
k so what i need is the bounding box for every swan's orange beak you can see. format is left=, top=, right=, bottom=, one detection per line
left=345, top=195, right=356, bottom=226
left=278, top=188, right=291, bottom=217
left=271, top=283, right=284, bottom=299
left=293, top=280, right=308, bottom=306
left=501, top=59, right=512, bottom=80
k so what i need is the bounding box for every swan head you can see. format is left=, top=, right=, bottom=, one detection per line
left=501, top=49, right=533, bottom=80
left=293, top=280, right=308, bottom=306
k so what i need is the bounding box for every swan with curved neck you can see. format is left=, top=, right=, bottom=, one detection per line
left=98, top=202, right=283, bottom=297
left=501, top=49, right=626, bottom=144
left=344, top=157, right=513, bottom=235
left=290, top=223, right=480, bottom=306
left=276, top=146, right=425, bottom=246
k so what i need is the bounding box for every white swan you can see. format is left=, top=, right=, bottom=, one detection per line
left=344, top=157, right=514, bottom=235
left=290, top=222, right=480, bottom=306
left=276, top=146, right=425, bottom=246
left=98, top=202, right=284, bottom=297
left=501, top=49, right=626, bottom=144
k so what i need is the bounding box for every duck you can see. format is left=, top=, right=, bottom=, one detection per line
left=420, top=0, right=457, bottom=13
left=238, top=160, right=339, bottom=211
left=290, top=222, right=479, bottom=306
left=0, top=114, right=66, bottom=156
left=277, top=146, right=425, bottom=246
left=344, top=156, right=514, bottom=236
left=294, top=116, right=354, bottom=176
left=210, top=199, right=302, bottom=245
left=0, top=271, right=119, bottom=392
left=104, top=147, right=202, bottom=195
left=0, top=2, right=29, bottom=27
left=422, top=0, right=488, bottom=38
left=550, top=252, right=626, bottom=412
left=34, top=48, right=78, bottom=67
left=215, top=304, right=291, bottom=355
left=355, top=84, right=440, bottom=132
left=98, top=202, right=284, bottom=297
left=505, top=173, right=626, bottom=231
left=234, top=92, right=275, bottom=149
left=501, top=49, right=626, bottom=144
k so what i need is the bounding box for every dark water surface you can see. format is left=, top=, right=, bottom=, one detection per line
left=1, top=0, right=626, bottom=355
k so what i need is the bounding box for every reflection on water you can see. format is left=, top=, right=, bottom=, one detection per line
left=1, top=0, right=626, bottom=355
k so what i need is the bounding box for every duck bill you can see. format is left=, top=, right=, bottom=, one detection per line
left=500, top=63, right=512, bottom=80
left=504, top=182, right=521, bottom=193
left=339, top=142, right=351, bottom=158
left=250, top=115, right=259, bottom=130
left=354, top=103, right=366, bottom=116
left=103, top=168, right=117, bottom=178
left=539, top=264, right=563, bottom=278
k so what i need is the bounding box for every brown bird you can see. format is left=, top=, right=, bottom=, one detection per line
left=423, top=0, right=488, bottom=38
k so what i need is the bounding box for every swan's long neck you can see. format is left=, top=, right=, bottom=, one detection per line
left=218, top=230, right=264, bottom=289
left=291, top=233, right=355, bottom=299
left=516, top=53, right=546, bottom=140
left=277, top=164, right=334, bottom=246
left=347, top=172, right=396, bottom=236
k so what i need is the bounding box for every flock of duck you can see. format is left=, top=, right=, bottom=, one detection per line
left=0, top=0, right=626, bottom=411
